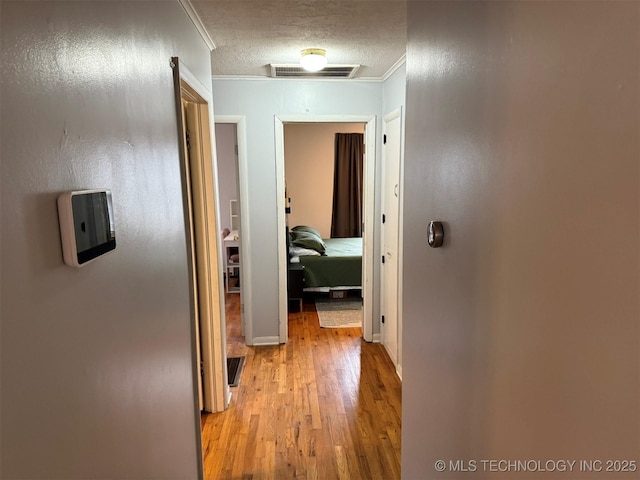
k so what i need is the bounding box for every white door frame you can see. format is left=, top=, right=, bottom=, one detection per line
left=214, top=116, right=252, bottom=343
left=172, top=58, right=230, bottom=414
left=275, top=115, right=377, bottom=343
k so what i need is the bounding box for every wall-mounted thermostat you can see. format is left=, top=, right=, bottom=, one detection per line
left=57, top=189, right=116, bottom=267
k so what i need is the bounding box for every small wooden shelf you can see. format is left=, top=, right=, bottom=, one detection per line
left=224, top=230, right=240, bottom=293
left=230, top=199, right=239, bottom=231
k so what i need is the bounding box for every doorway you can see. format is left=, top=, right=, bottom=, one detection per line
left=275, top=115, right=377, bottom=342
left=214, top=116, right=251, bottom=344
left=171, top=58, right=229, bottom=419
left=215, top=123, right=241, bottom=307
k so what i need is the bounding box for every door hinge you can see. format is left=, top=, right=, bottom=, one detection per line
left=381, top=315, right=385, bottom=324
left=382, top=214, right=386, bottom=224
left=186, top=130, right=191, bottom=149
left=234, top=144, right=239, bottom=155
left=200, top=361, right=204, bottom=378
left=383, top=134, right=387, bottom=144
left=382, top=255, right=385, bottom=264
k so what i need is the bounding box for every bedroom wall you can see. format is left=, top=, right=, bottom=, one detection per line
left=1, top=1, right=210, bottom=477
left=403, top=1, right=639, bottom=477
left=284, top=122, right=365, bottom=238
left=215, top=123, right=239, bottom=232
left=211, top=79, right=383, bottom=342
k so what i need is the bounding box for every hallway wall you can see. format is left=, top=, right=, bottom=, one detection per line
left=1, top=1, right=211, bottom=477
left=402, top=1, right=639, bottom=477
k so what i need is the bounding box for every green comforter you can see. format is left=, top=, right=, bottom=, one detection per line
left=299, top=237, right=362, bottom=288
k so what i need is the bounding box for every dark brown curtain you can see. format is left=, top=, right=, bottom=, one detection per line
left=331, top=133, right=364, bottom=238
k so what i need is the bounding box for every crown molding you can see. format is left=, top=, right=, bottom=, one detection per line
left=380, top=54, right=406, bottom=82
left=178, top=0, right=216, bottom=51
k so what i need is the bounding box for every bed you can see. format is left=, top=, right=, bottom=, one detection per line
left=288, top=226, right=362, bottom=290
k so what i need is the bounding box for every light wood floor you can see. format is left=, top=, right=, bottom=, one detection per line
left=200, top=292, right=402, bottom=480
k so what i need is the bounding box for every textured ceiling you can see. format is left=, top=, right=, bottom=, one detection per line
left=191, top=0, right=407, bottom=79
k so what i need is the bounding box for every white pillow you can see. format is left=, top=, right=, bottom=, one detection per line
left=289, top=245, right=321, bottom=257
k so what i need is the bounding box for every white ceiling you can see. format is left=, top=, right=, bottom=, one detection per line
left=190, top=0, right=407, bottom=79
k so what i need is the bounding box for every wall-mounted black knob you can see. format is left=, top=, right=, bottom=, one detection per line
left=428, top=221, right=444, bottom=248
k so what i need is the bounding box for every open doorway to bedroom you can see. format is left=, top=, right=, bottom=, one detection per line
left=214, top=122, right=242, bottom=312
left=284, top=122, right=366, bottom=332
left=214, top=121, right=245, bottom=365
left=275, top=115, right=377, bottom=343
left=213, top=115, right=252, bottom=395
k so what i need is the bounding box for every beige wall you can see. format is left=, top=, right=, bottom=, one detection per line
left=284, top=123, right=365, bottom=238
left=1, top=1, right=210, bottom=477
left=403, top=1, right=639, bottom=477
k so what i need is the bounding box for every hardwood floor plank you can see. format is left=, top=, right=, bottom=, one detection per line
left=201, top=294, right=402, bottom=479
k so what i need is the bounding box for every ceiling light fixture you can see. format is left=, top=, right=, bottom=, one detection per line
left=300, top=48, right=327, bottom=72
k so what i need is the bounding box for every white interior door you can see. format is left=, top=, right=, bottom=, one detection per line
left=381, top=109, right=402, bottom=367
left=173, top=57, right=230, bottom=413
left=181, top=99, right=204, bottom=410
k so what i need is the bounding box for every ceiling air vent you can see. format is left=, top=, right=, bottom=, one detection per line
left=270, top=64, right=360, bottom=79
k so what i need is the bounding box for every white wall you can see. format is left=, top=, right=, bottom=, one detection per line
left=403, top=1, right=639, bottom=477
left=1, top=1, right=210, bottom=477
left=382, top=62, right=406, bottom=117
left=215, top=123, right=239, bottom=231
left=212, top=79, right=383, bottom=341
left=285, top=122, right=365, bottom=238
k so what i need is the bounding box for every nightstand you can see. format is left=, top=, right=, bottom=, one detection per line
left=287, top=263, right=305, bottom=312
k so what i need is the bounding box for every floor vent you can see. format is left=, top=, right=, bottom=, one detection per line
left=227, top=356, right=245, bottom=387
left=270, top=64, right=360, bottom=79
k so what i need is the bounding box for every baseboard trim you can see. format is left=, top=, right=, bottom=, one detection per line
left=396, top=365, right=403, bottom=381
left=372, top=333, right=381, bottom=343
left=252, top=336, right=281, bottom=346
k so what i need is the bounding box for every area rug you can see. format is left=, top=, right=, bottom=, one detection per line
left=315, top=297, right=362, bottom=328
